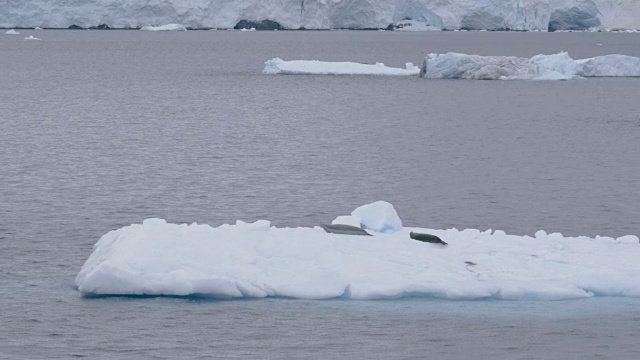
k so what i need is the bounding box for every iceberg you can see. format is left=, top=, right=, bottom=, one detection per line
left=576, top=55, right=640, bottom=77
left=1, top=1, right=639, bottom=31
left=5, top=29, right=20, bottom=35
left=75, top=202, right=640, bottom=300
left=421, top=52, right=640, bottom=80
left=421, top=52, right=581, bottom=80
left=263, top=58, right=420, bottom=76
left=23, top=35, right=41, bottom=41
left=351, top=201, right=403, bottom=233
left=140, top=23, right=187, bottom=31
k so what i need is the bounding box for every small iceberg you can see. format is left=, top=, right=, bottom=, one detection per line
left=34, top=27, right=43, bottom=30
left=263, top=58, right=420, bottom=76
left=140, top=24, right=188, bottom=32
left=5, top=29, right=20, bottom=35
left=24, top=35, right=42, bottom=41
left=421, top=52, right=640, bottom=80
left=421, top=52, right=580, bottom=80
left=239, top=27, right=256, bottom=32
left=576, top=55, right=640, bottom=77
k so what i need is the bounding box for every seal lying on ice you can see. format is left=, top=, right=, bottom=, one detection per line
left=410, top=232, right=447, bottom=245
left=321, top=224, right=372, bottom=236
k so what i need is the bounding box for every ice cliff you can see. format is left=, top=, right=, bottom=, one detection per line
left=1, top=0, right=638, bottom=31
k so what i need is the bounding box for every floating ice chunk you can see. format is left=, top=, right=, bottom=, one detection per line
left=24, top=35, right=41, bottom=40
left=263, top=58, right=420, bottom=76
left=75, top=207, right=640, bottom=301
left=34, top=27, right=43, bottom=30
left=421, top=52, right=581, bottom=80
left=5, top=29, right=20, bottom=35
left=351, top=201, right=402, bottom=233
left=140, top=24, right=187, bottom=31
left=239, top=27, right=256, bottom=32
left=576, top=55, right=640, bottom=77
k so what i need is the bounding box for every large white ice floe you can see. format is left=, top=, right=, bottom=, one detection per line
left=421, top=52, right=640, bottom=80
left=263, top=58, right=420, bottom=76
left=75, top=201, right=640, bottom=300
left=140, top=23, right=187, bottom=31
left=1, top=0, right=639, bottom=31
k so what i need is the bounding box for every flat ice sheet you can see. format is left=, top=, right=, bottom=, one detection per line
left=263, top=58, right=420, bottom=76
left=75, top=204, right=640, bottom=301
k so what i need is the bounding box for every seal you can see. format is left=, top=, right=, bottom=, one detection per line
left=321, top=223, right=372, bottom=236
left=410, top=232, right=447, bottom=245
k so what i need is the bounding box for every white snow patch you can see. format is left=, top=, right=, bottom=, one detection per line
left=140, top=24, right=187, bottom=31
left=5, top=29, right=20, bottom=34
left=263, top=58, right=420, bottom=76
left=75, top=203, right=640, bottom=300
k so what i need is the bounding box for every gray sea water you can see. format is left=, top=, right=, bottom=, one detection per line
left=1, top=30, right=640, bottom=359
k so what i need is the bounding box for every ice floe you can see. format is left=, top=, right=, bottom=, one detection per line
left=263, top=58, right=420, bottom=76
left=75, top=201, right=640, bottom=300
left=140, top=24, right=187, bottom=31
left=5, top=29, right=19, bottom=35
left=23, top=35, right=41, bottom=40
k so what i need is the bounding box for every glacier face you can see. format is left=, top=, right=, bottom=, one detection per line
left=0, top=0, right=638, bottom=31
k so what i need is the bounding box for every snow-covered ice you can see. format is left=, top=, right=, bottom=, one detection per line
left=263, top=58, right=420, bottom=76
left=5, top=29, right=20, bottom=35
left=140, top=24, right=187, bottom=31
left=421, top=52, right=640, bottom=80
left=2, top=0, right=639, bottom=31
left=75, top=201, right=640, bottom=300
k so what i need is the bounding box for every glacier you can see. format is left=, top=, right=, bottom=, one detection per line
left=75, top=201, right=640, bottom=300
left=1, top=0, right=639, bottom=31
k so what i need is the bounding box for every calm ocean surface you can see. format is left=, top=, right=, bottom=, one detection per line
left=1, top=30, right=640, bottom=359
